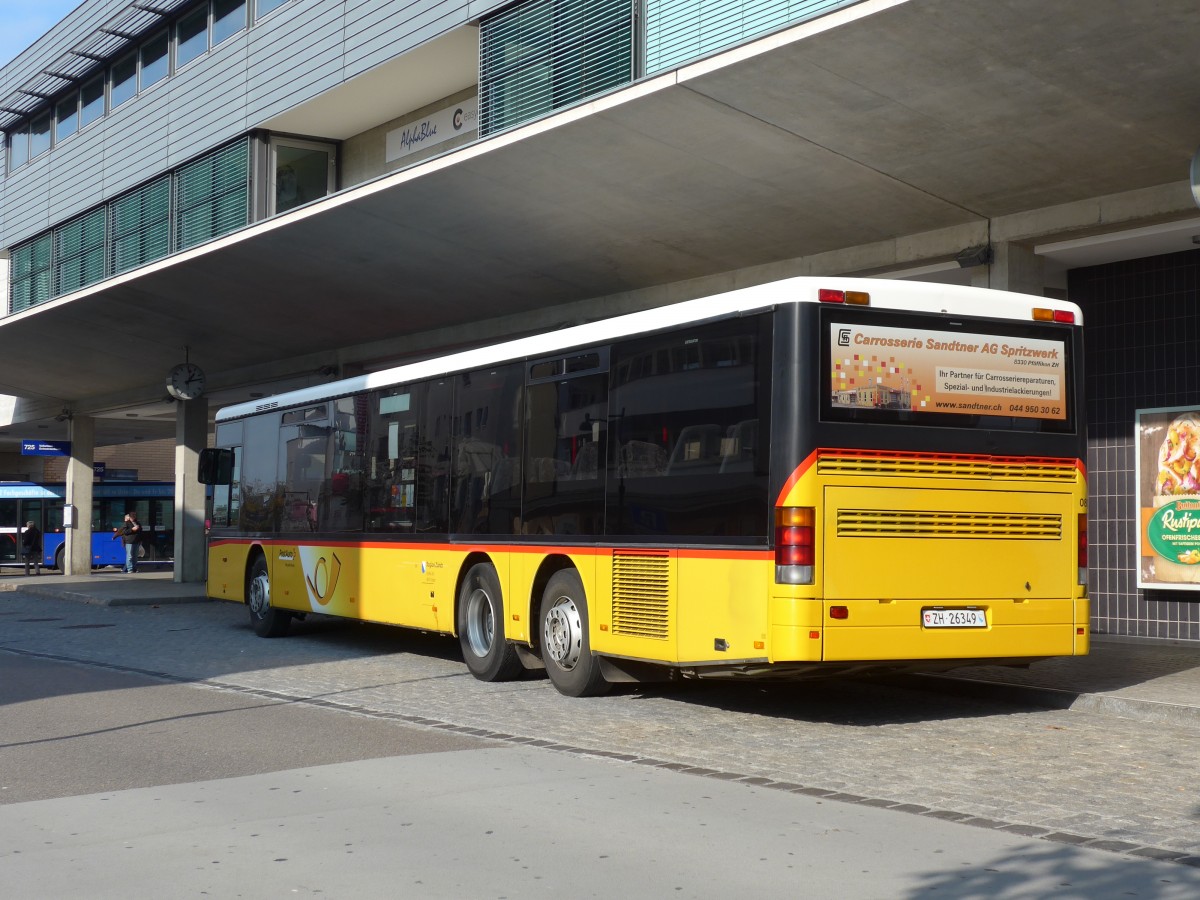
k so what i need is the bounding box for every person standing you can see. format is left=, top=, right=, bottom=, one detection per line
left=116, top=512, right=142, bottom=574
left=20, top=520, right=42, bottom=576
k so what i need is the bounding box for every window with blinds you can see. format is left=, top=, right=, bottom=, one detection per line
left=53, top=208, right=107, bottom=296
left=5, top=137, right=253, bottom=313
left=644, top=0, right=855, bottom=73
left=10, top=234, right=53, bottom=313
left=176, top=138, right=252, bottom=251
left=111, top=176, right=171, bottom=275
left=479, top=0, right=634, bottom=136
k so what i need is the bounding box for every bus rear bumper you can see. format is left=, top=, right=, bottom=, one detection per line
left=769, top=596, right=1088, bottom=663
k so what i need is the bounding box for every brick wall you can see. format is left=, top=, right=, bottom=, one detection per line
left=42, top=437, right=175, bottom=483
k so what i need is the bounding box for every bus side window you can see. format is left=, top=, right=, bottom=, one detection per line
left=607, top=314, right=771, bottom=540
left=451, top=363, right=523, bottom=536
left=210, top=449, right=238, bottom=529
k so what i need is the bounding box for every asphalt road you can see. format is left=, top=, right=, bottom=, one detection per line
left=2, top=592, right=1199, bottom=898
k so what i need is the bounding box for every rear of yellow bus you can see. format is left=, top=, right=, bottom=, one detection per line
left=768, top=287, right=1087, bottom=671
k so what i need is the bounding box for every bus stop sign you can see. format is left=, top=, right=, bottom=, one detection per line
left=21, top=440, right=71, bottom=457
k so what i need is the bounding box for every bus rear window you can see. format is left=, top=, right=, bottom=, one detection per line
left=822, top=308, right=1076, bottom=433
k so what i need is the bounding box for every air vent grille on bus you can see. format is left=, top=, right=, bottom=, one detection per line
left=837, top=509, right=1062, bottom=539
left=817, top=453, right=1076, bottom=480
left=612, top=550, right=670, bottom=640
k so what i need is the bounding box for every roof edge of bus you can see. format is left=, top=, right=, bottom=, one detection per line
left=214, top=277, right=1082, bottom=422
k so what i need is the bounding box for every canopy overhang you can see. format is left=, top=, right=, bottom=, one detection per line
left=2, top=0, right=1198, bottom=445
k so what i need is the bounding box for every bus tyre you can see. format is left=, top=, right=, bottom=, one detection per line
left=55, top=546, right=65, bottom=573
left=457, top=563, right=523, bottom=682
left=540, top=570, right=610, bottom=697
left=248, top=556, right=290, bottom=638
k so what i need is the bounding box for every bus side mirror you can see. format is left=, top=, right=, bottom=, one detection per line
left=199, top=448, right=233, bottom=485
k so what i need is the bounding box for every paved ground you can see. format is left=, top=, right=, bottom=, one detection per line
left=3, top=570, right=1199, bottom=866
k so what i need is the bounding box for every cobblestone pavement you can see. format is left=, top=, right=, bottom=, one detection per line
left=2, top=591, right=1198, bottom=865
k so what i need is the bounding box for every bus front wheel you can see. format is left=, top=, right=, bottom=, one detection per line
left=55, top=546, right=65, bottom=573
left=457, top=563, right=522, bottom=682
left=539, top=570, right=610, bottom=697
left=248, top=556, right=290, bottom=638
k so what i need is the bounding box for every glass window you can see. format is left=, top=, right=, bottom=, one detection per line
left=80, top=76, right=105, bottom=127
left=240, top=412, right=282, bottom=532
left=522, top=369, right=608, bottom=537
left=213, top=0, right=247, bottom=45
left=451, top=364, right=524, bottom=536
left=321, top=397, right=366, bottom=532
left=256, top=0, right=290, bottom=19
left=364, top=382, right=451, bottom=535
left=9, top=123, right=30, bottom=170
left=368, top=387, right=417, bottom=533
left=211, top=446, right=241, bottom=528
left=53, top=208, right=107, bottom=295
left=110, top=52, right=138, bottom=108
left=29, top=113, right=51, bottom=157
left=110, top=176, right=171, bottom=274
left=10, top=233, right=54, bottom=312
left=272, top=141, right=334, bottom=213
left=479, top=0, right=634, bottom=136
left=176, top=6, right=209, bottom=69
left=176, top=138, right=251, bottom=249
left=141, top=31, right=169, bottom=88
left=55, top=93, right=79, bottom=141
left=606, top=315, right=772, bottom=541
left=821, top=305, right=1078, bottom=434
left=279, top=407, right=329, bottom=534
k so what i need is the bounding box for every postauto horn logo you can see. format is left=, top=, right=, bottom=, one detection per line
left=300, top=549, right=342, bottom=606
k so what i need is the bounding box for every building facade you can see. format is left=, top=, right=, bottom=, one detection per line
left=1, top=0, right=1199, bottom=639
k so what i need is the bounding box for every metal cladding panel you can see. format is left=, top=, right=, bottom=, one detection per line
left=46, top=133, right=109, bottom=224
left=2, top=160, right=53, bottom=248
left=245, top=1, right=351, bottom=121
left=165, top=53, right=254, bottom=167
left=342, top=0, right=470, bottom=75
left=101, top=96, right=173, bottom=200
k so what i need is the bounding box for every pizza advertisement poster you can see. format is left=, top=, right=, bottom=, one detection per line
left=1136, top=407, right=1200, bottom=590
left=829, top=323, right=1067, bottom=421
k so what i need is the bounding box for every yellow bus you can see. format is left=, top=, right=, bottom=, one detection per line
left=200, top=277, right=1087, bottom=696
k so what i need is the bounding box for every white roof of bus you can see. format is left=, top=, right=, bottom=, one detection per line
left=216, top=277, right=1082, bottom=422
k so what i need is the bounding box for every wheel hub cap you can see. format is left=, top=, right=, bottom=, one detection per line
left=545, top=597, right=582, bottom=670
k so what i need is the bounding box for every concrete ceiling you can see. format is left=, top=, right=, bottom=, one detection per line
left=3, top=0, right=1199, bottom=448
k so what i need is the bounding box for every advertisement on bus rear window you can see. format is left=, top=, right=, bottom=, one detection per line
left=1136, top=406, right=1200, bottom=591
left=829, top=322, right=1067, bottom=421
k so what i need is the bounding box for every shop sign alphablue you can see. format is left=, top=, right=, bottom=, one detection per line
left=21, top=440, right=71, bottom=457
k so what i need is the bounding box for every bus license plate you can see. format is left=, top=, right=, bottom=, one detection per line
left=922, top=608, right=986, bottom=629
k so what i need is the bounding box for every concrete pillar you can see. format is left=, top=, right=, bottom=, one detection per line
left=970, top=240, right=1046, bottom=296
left=64, top=415, right=94, bottom=576
left=174, top=398, right=208, bottom=584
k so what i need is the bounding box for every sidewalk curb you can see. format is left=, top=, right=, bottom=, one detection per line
left=0, top=582, right=210, bottom=606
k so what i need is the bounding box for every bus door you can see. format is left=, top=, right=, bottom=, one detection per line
left=43, top=500, right=66, bottom=568
left=0, top=497, right=19, bottom=563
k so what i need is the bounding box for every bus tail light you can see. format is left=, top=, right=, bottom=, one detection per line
left=1078, top=513, right=1088, bottom=585
left=776, top=507, right=815, bottom=585
left=1033, top=307, right=1076, bottom=324
left=818, top=289, right=870, bottom=306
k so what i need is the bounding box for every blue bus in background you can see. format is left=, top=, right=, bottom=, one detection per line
left=0, top=482, right=174, bottom=570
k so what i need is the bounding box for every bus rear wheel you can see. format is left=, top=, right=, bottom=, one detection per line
left=457, top=562, right=522, bottom=682
left=248, top=556, right=291, bottom=638
left=540, top=570, right=610, bottom=697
